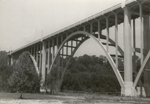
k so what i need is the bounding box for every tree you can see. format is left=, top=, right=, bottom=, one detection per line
left=61, top=55, right=121, bottom=93
left=0, top=51, right=8, bottom=71
left=42, top=54, right=140, bottom=94
left=0, top=51, right=13, bottom=92
left=44, top=66, right=58, bottom=94
left=8, top=52, right=40, bottom=98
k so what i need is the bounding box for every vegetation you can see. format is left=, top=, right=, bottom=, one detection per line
left=7, top=52, right=40, bottom=98
left=46, top=54, right=124, bottom=94
left=0, top=51, right=140, bottom=96
left=45, top=68, right=58, bottom=94
left=0, top=51, right=13, bottom=92
left=62, top=55, right=122, bottom=93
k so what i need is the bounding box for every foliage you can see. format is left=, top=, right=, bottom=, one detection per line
left=0, top=51, right=8, bottom=70
left=60, top=54, right=140, bottom=93
left=46, top=54, right=122, bottom=93
left=0, top=51, right=13, bottom=92
left=0, top=50, right=141, bottom=95
left=7, top=52, right=40, bottom=96
left=61, top=55, right=121, bottom=93
left=44, top=66, right=58, bottom=93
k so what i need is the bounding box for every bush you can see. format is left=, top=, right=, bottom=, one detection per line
left=8, top=52, right=40, bottom=97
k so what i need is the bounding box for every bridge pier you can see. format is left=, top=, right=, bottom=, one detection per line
left=122, top=6, right=137, bottom=96
left=55, top=55, right=61, bottom=91
left=41, top=41, right=46, bottom=87
left=143, top=15, right=150, bottom=97
left=7, top=54, right=13, bottom=65
left=10, top=55, right=14, bottom=65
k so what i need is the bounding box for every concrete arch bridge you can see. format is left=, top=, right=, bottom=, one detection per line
left=8, top=0, right=150, bottom=97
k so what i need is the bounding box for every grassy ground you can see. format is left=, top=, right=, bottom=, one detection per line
left=0, top=92, right=150, bottom=104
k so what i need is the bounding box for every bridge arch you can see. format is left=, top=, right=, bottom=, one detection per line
left=49, top=31, right=124, bottom=88
left=25, top=52, right=40, bottom=75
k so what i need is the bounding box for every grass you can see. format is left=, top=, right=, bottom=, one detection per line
left=0, top=92, right=150, bottom=104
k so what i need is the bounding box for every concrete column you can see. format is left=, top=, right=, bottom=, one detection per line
left=114, top=13, right=118, bottom=69
left=90, top=23, right=93, bottom=34
left=106, top=17, right=109, bottom=52
left=10, top=55, right=14, bottom=65
left=139, top=5, right=144, bottom=64
left=71, top=40, right=73, bottom=52
left=31, top=47, right=33, bottom=56
left=133, top=19, right=136, bottom=70
left=57, top=37, right=59, bottom=50
left=50, top=43, right=52, bottom=66
left=143, top=15, right=150, bottom=97
left=83, top=26, right=86, bottom=31
left=36, top=46, right=38, bottom=65
left=41, top=41, right=46, bottom=87
left=33, top=46, right=35, bottom=58
left=97, top=20, right=101, bottom=41
left=7, top=55, right=10, bottom=65
left=56, top=37, right=60, bottom=64
left=61, top=35, right=64, bottom=67
left=39, top=44, right=42, bottom=71
left=56, top=55, right=61, bottom=91
left=47, top=41, right=50, bottom=70
left=28, top=48, right=31, bottom=54
left=123, top=6, right=136, bottom=96
left=52, top=39, right=55, bottom=59
left=66, top=42, right=68, bottom=56
left=56, top=37, right=61, bottom=88
left=56, top=37, right=60, bottom=66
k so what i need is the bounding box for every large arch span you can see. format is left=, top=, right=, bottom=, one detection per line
left=49, top=31, right=124, bottom=88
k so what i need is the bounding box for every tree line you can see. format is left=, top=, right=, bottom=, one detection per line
left=0, top=51, right=141, bottom=97
left=46, top=54, right=124, bottom=94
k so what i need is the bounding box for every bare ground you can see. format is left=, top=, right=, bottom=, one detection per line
left=0, top=92, right=150, bottom=104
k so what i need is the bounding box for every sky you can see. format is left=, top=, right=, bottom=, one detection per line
left=0, top=0, right=128, bottom=56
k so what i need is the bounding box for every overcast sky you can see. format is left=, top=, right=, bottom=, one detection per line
left=0, top=0, right=126, bottom=56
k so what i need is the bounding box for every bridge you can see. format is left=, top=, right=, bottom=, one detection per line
left=8, top=0, right=150, bottom=96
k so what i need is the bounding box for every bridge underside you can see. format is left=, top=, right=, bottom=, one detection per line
left=8, top=0, right=150, bottom=97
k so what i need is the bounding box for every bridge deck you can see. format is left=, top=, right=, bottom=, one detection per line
left=10, top=0, right=150, bottom=54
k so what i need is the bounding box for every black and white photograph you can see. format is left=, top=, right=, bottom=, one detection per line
left=0, top=0, right=150, bottom=103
